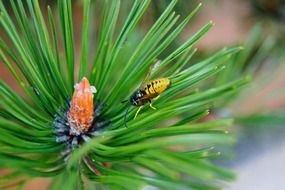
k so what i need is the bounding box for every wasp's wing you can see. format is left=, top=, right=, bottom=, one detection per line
left=139, top=60, right=162, bottom=89
left=140, top=93, right=158, bottom=100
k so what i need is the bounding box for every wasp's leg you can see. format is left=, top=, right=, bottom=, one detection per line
left=148, top=100, right=157, bottom=110
left=134, top=106, right=143, bottom=119
left=153, top=95, right=160, bottom=100
left=149, top=103, right=157, bottom=110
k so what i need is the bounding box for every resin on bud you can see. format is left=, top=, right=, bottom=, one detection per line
left=68, top=77, right=97, bottom=136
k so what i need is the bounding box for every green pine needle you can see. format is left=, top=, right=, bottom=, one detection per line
left=0, top=0, right=249, bottom=189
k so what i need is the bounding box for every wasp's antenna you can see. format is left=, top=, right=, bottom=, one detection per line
left=121, top=100, right=128, bottom=104
left=124, top=105, right=132, bottom=128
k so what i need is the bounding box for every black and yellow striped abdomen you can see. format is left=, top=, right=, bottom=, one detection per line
left=143, top=78, right=171, bottom=96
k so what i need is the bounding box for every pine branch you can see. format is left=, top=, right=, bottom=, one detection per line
left=0, top=0, right=249, bottom=189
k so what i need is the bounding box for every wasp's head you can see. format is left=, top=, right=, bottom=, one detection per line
left=130, top=96, right=138, bottom=106
left=130, top=90, right=145, bottom=106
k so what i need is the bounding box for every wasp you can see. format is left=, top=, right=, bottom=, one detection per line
left=122, top=61, right=171, bottom=128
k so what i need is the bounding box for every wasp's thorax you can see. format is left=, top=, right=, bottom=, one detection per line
left=68, top=77, right=96, bottom=136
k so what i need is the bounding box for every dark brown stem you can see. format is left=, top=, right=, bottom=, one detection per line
left=83, top=156, right=102, bottom=176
